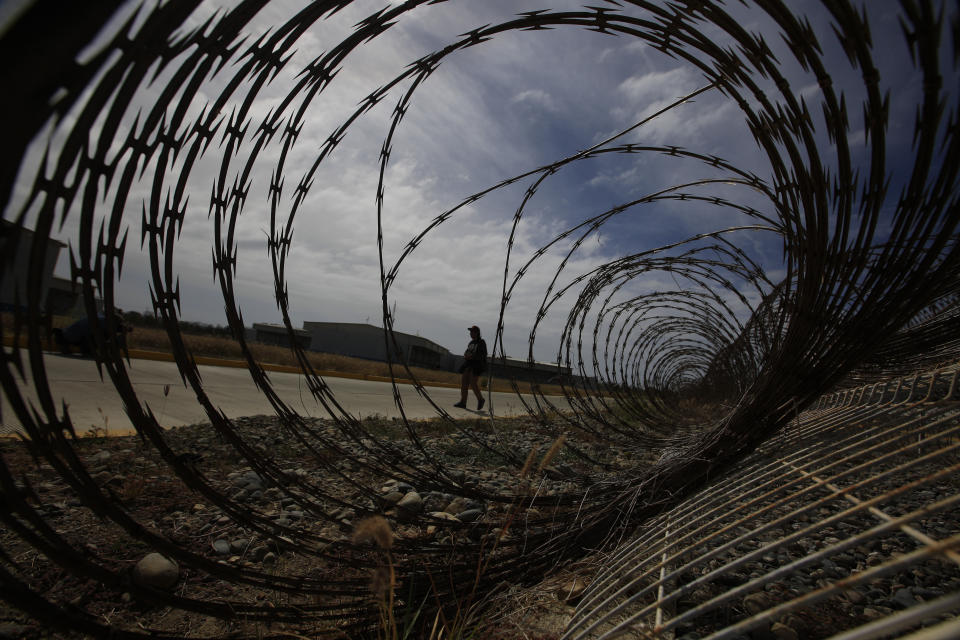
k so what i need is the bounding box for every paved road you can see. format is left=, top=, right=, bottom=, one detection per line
left=1, top=353, right=568, bottom=435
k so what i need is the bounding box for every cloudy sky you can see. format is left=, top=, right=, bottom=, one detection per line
left=4, top=0, right=948, bottom=366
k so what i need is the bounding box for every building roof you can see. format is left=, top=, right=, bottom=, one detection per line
left=302, top=322, right=448, bottom=353
left=496, top=356, right=572, bottom=374
left=253, top=322, right=311, bottom=336
left=0, top=219, right=67, bottom=247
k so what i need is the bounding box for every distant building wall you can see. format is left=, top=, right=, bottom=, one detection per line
left=488, top=356, right=572, bottom=384
left=46, top=277, right=79, bottom=315
left=446, top=349, right=571, bottom=384
left=302, top=322, right=449, bottom=369
left=252, top=323, right=312, bottom=349
left=0, top=221, right=68, bottom=312
left=294, top=321, right=571, bottom=382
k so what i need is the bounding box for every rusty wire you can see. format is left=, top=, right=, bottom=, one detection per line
left=1, top=0, right=959, bottom=638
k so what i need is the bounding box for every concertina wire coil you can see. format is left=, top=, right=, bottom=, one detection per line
left=1, top=0, right=959, bottom=638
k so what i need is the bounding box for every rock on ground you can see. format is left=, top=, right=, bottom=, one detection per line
left=132, top=553, right=179, bottom=590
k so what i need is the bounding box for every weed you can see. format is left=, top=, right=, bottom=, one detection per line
left=519, top=447, right=538, bottom=479
left=354, top=516, right=400, bottom=640
left=84, top=425, right=108, bottom=439
left=535, top=435, right=566, bottom=476
left=83, top=408, right=110, bottom=439
left=158, top=383, right=171, bottom=423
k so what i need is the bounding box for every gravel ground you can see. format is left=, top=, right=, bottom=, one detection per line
left=2, top=406, right=958, bottom=640
left=0, top=412, right=631, bottom=639
left=501, top=404, right=960, bottom=640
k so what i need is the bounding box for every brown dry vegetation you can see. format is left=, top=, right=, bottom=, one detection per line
left=2, top=313, right=567, bottom=395
left=131, top=326, right=471, bottom=386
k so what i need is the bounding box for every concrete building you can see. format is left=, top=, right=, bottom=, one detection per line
left=0, top=220, right=76, bottom=314
left=302, top=322, right=449, bottom=369
left=251, top=320, right=573, bottom=383
left=252, top=322, right=312, bottom=349
left=487, top=356, right=572, bottom=385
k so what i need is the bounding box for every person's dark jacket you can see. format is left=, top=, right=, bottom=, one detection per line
left=461, top=338, right=487, bottom=375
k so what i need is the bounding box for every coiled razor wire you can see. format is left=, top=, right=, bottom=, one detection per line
left=0, top=0, right=958, bottom=637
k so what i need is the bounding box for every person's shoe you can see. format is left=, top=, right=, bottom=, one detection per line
left=453, top=401, right=466, bottom=408
left=477, top=397, right=485, bottom=411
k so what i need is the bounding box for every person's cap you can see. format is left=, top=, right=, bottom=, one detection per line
left=468, top=325, right=479, bottom=331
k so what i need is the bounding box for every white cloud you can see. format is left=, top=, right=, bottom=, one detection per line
left=4, top=0, right=938, bottom=374
left=618, top=67, right=699, bottom=104
left=510, top=89, right=559, bottom=113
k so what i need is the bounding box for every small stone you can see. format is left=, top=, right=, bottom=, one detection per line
left=457, top=508, right=483, bottom=523
left=397, top=492, right=423, bottom=514
left=230, top=538, right=249, bottom=554
left=842, top=588, right=865, bottom=604
left=132, top=553, right=179, bottom=590
left=743, top=592, right=770, bottom=615
left=833, top=553, right=856, bottom=569
left=382, top=491, right=405, bottom=505
left=422, top=492, right=449, bottom=512
left=426, top=512, right=460, bottom=535
left=429, top=511, right=460, bottom=521
left=444, top=497, right=468, bottom=515
left=892, top=588, right=916, bottom=609
left=262, top=552, right=277, bottom=565
left=769, top=623, right=798, bottom=640
left=88, top=451, right=112, bottom=465
left=556, top=578, right=587, bottom=603
left=212, top=539, right=231, bottom=555
left=250, top=545, right=269, bottom=561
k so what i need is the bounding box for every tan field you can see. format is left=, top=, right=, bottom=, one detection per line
left=2, top=313, right=566, bottom=395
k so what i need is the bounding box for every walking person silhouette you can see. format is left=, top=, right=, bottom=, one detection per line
left=454, top=325, right=487, bottom=410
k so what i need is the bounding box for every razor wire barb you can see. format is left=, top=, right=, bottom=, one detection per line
left=1, top=0, right=959, bottom=638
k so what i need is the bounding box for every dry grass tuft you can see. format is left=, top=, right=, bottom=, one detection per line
left=353, top=516, right=400, bottom=639
left=536, top=435, right=567, bottom=475
left=353, top=515, right=394, bottom=550
left=519, top=446, right=539, bottom=479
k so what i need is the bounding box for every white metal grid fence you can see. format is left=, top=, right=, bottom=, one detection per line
left=564, top=368, right=960, bottom=639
